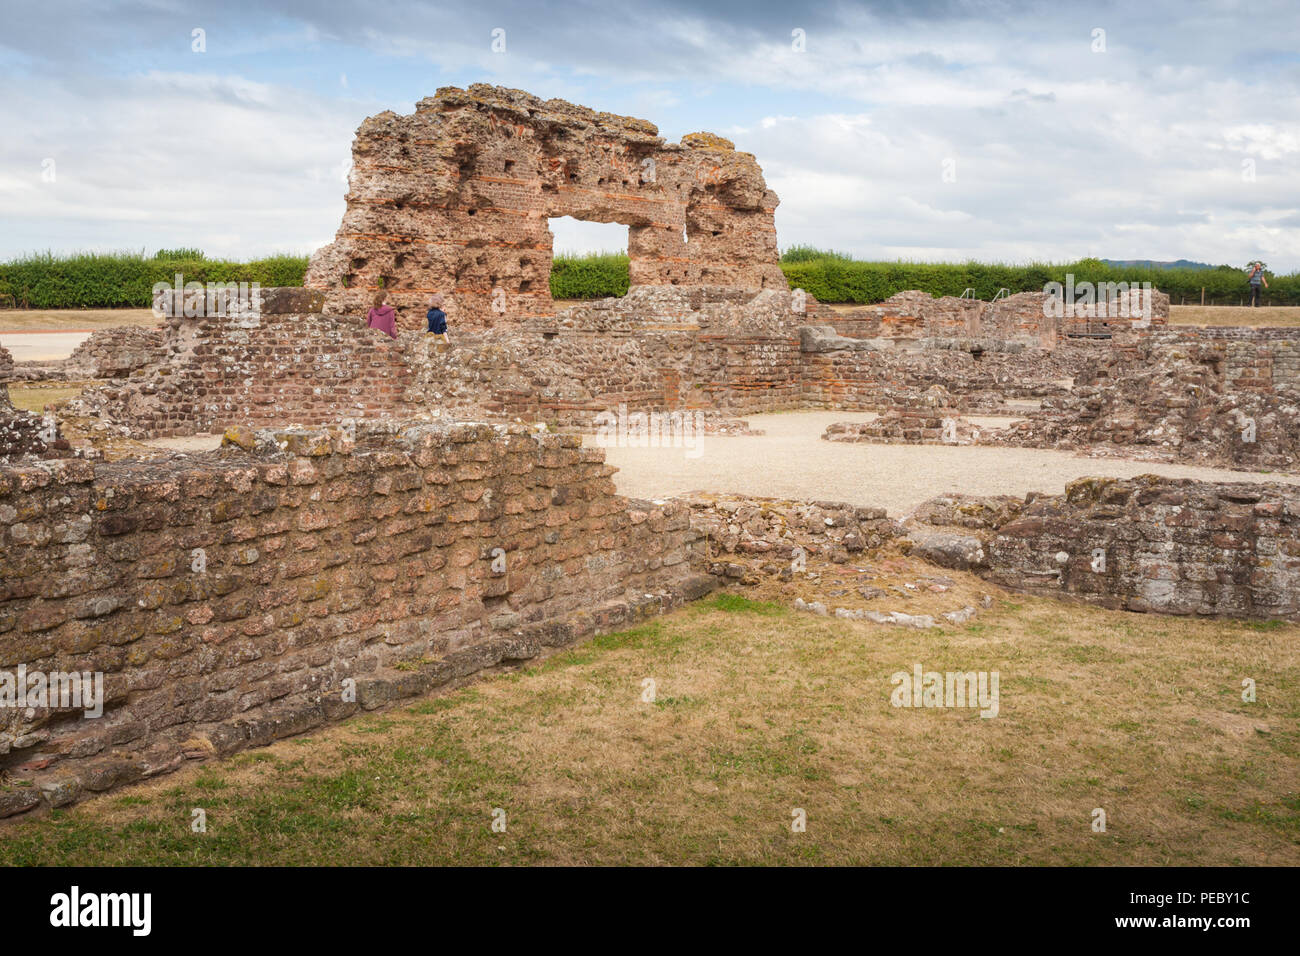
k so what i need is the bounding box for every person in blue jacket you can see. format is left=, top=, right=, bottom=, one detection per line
left=426, top=293, right=449, bottom=342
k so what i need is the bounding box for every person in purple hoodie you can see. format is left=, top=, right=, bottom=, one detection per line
left=366, top=290, right=398, bottom=339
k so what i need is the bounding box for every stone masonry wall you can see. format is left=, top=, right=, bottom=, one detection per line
left=67, top=289, right=426, bottom=438
left=64, top=327, right=166, bottom=380
left=815, top=289, right=1169, bottom=350
left=910, top=476, right=1300, bottom=619
left=1145, top=327, right=1300, bottom=392
left=0, top=420, right=711, bottom=818
left=63, top=286, right=1197, bottom=444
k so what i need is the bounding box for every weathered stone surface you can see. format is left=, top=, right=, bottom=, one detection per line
left=0, top=386, right=71, bottom=460
left=0, top=419, right=713, bottom=817
left=305, top=84, right=787, bottom=328
left=907, top=531, right=988, bottom=571
left=260, top=287, right=326, bottom=315
left=911, top=477, right=1300, bottom=619
left=64, top=327, right=165, bottom=379
left=0, top=786, right=41, bottom=818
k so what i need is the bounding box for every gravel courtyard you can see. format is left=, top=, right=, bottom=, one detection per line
left=594, top=411, right=1300, bottom=516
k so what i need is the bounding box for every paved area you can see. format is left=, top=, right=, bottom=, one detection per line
left=592, top=410, right=1300, bottom=517
left=0, top=331, right=91, bottom=361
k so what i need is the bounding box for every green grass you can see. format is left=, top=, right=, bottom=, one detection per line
left=0, top=594, right=1295, bottom=866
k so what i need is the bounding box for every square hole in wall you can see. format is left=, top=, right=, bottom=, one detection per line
left=547, top=217, right=629, bottom=303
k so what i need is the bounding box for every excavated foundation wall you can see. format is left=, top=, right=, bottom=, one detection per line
left=0, top=420, right=711, bottom=818
left=911, top=476, right=1300, bottom=619
left=1140, top=327, right=1300, bottom=392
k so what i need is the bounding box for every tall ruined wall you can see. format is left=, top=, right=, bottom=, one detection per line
left=305, top=85, right=787, bottom=328
left=0, top=421, right=710, bottom=818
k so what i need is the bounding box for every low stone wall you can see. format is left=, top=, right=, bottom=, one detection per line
left=998, top=335, right=1300, bottom=472
left=824, top=410, right=980, bottom=445
left=68, top=289, right=426, bottom=437
left=1145, top=327, right=1300, bottom=392
left=64, top=327, right=165, bottom=379
left=61, top=286, right=1170, bottom=446
left=798, top=336, right=1081, bottom=411
left=0, top=420, right=711, bottom=818
left=0, top=388, right=69, bottom=460
left=909, top=476, right=1300, bottom=619
left=685, top=494, right=901, bottom=578
left=816, top=289, right=1168, bottom=350
left=0, top=346, right=13, bottom=383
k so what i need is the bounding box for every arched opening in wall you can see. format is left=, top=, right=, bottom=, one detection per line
left=548, top=217, right=629, bottom=306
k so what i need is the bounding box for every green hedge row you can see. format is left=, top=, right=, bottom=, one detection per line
left=549, top=251, right=630, bottom=299
left=778, top=253, right=1300, bottom=306
left=0, top=251, right=309, bottom=309
left=1, top=249, right=1294, bottom=308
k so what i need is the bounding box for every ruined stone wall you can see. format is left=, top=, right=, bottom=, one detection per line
left=68, top=287, right=817, bottom=439
left=0, top=420, right=710, bottom=817
left=1141, top=327, right=1300, bottom=392
left=797, top=337, right=1080, bottom=412
left=64, top=327, right=165, bottom=380
left=0, top=388, right=70, bottom=460
left=815, top=289, right=1168, bottom=350
left=68, top=290, right=425, bottom=438
left=999, top=333, right=1300, bottom=472
left=981, top=477, right=1300, bottom=619
left=62, top=285, right=1184, bottom=445
left=305, top=85, right=787, bottom=328
left=0, top=346, right=13, bottom=383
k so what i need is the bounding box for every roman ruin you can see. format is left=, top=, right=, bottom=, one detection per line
left=2, top=85, right=1297, bottom=819
left=304, top=85, right=787, bottom=328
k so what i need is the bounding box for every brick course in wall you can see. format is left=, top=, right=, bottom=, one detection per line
left=0, top=419, right=712, bottom=818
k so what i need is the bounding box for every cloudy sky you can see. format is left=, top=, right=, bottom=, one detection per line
left=2, top=0, right=1297, bottom=270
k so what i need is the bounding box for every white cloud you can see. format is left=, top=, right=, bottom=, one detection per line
left=0, top=0, right=1297, bottom=271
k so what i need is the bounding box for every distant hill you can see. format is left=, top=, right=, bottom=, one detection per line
left=1102, top=258, right=1218, bottom=270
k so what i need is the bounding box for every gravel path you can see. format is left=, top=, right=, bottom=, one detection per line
left=593, top=411, right=1300, bottom=517
left=0, top=331, right=91, bottom=361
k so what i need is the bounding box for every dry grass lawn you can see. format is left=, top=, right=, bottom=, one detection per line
left=0, top=308, right=157, bottom=332
left=1, top=592, right=1295, bottom=866
left=6, top=384, right=87, bottom=414
left=1167, top=305, right=1300, bottom=327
